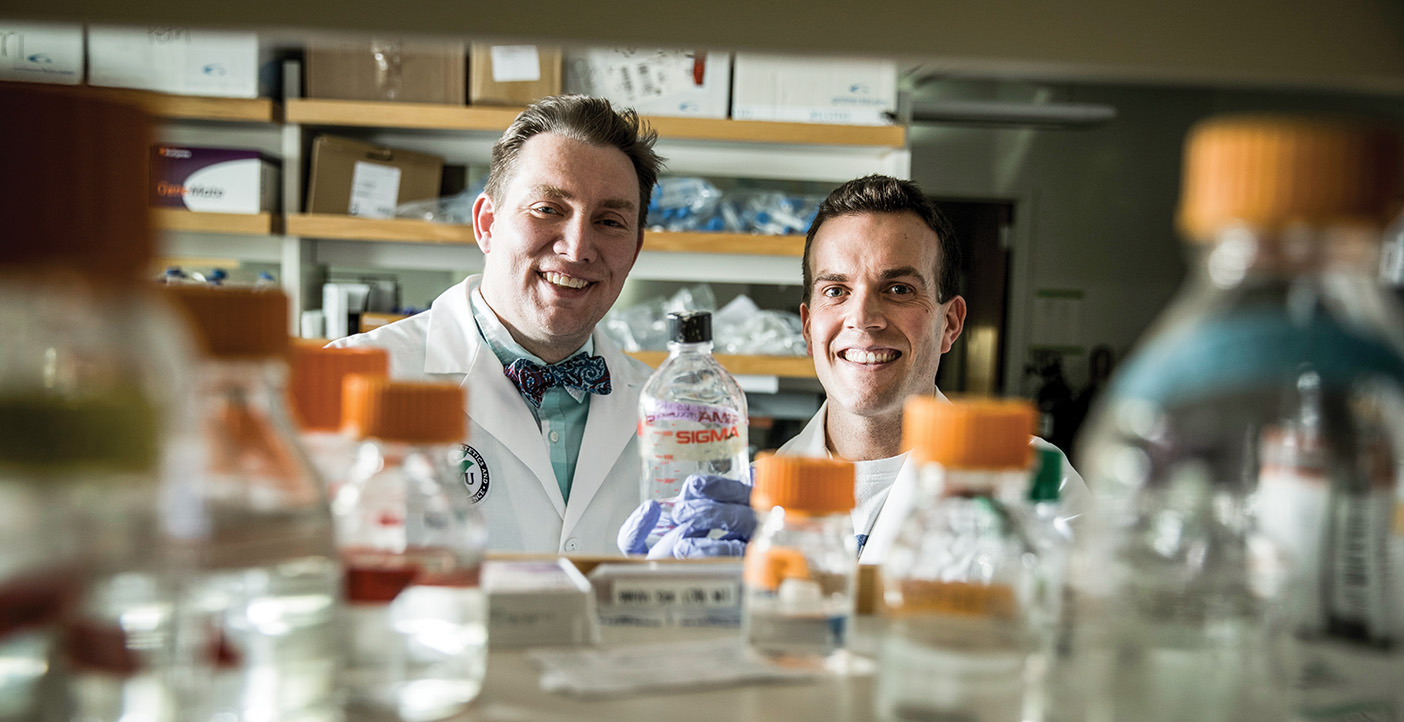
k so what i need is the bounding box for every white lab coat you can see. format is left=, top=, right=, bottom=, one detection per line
left=329, top=276, right=652, bottom=555
left=776, top=399, right=1091, bottom=564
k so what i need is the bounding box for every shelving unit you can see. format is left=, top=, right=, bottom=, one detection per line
left=151, top=64, right=908, bottom=384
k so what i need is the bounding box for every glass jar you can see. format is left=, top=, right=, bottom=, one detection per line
left=163, top=285, right=342, bottom=722
left=333, top=375, right=488, bottom=722
left=743, top=454, right=856, bottom=670
left=0, top=85, right=195, bottom=722
left=1059, top=117, right=1404, bottom=722
left=877, top=396, right=1043, bottom=722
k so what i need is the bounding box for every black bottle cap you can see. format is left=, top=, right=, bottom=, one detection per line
left=668, top=311, right=712, bottom=344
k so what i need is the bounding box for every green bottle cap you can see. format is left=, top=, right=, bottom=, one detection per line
left=1028, top=447, right=1063, bottom=503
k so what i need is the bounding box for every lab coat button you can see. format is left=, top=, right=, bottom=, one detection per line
left=549, top=430, right=560, bottom=443
left=564, top=537, right=581, bottom=552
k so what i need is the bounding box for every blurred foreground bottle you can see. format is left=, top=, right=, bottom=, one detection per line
left=288, top=342, right=389, bottom=495
left=1061, top=117, right=1404, bottom=722
left=163, top=286, right=342, bottom=722
left=743, top=455, right=857, bottom=671
left=0, top=85, right=195, bottom=722
left=333, top=375, right=487, bottom=721
left=877, top=397, right=1044, bottom=722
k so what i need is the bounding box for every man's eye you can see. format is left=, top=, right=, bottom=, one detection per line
left=888, top=284, right=913, bottom=295
left=531, top=205, right=560, bottom=215
left=822, top=286, right=845, bottom=298
left=598, top=218, right=627, bottom=228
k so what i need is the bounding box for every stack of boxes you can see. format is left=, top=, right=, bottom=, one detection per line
left=0, top=23, right=899, bottom=224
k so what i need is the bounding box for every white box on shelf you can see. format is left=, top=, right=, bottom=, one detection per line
left=564, top=47, right=730, bottom=119
left=731, top=53, right=897, bottom=126
left=0, top=22, right=84, bottom=85
left=87, top=25, right=261, bottom=98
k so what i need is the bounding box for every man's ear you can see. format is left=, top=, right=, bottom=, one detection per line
left=800, top=303, right=814, bottom=358
left=472, top=193, right=495, bottom=253
left=940, top=295, right=967, bottom=354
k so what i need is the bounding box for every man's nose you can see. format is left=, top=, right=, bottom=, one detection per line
left=555, top=215, right=595, bottom=263
left=845, top=289, right=886, bottom=330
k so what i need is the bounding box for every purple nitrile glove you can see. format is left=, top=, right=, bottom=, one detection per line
left=616, top=474, right=756, bottom=559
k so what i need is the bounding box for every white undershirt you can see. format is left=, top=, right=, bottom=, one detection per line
left=851, top=452, right=909, bottom=539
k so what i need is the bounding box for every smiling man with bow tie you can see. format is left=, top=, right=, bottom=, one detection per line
left=330, top=95, right=664, bottom=554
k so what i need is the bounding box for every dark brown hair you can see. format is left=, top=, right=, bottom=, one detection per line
left=484, top=95, right=663, bottom=225
left=802, top=174, right=959, bottom=304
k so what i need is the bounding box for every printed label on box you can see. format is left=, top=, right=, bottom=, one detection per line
left=150, top=145, right=274, bottom=214
left=0, top=24, right=84, bottom=84
left=490, top=45, right=541, bottom=83
left=349, top=162, right=403, bottom=219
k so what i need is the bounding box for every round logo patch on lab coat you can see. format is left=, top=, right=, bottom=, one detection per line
left=458, top=444, right=490, bottom=504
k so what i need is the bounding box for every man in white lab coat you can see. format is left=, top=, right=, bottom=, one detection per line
left=331, top=95, right=664, bottom=554
left=620, top=175, right=1088, bottom=562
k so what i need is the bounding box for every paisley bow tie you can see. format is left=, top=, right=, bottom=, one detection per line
left=502, top=354, right=612, bottom=408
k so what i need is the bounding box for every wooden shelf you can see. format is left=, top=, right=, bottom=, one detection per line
left=153, top=209, right=277, bottom=234
left=644, top=231, right=804, bottom=257
left=284, top=98, right=905, bottom=147
left=286, top=99, right=523, bottom=131
left=647, top=116, right=905, bottom=148
left=97, top=89, right=279, bottom=122
left=285, top=214, right=476, bottom=243
left=626, top=351, right=816, bottom=379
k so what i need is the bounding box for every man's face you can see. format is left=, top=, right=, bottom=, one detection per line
left=801, top=211, right=966, bottom=420
left=473, top=132, right=643, bottom=362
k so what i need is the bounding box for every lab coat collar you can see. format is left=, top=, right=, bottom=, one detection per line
left=424, top=276, right=483, bottom=376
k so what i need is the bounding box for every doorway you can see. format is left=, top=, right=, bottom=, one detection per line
left=933, top=198, right=1014, bottom=395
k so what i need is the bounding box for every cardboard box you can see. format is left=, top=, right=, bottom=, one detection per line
left=484, top=558, right=597, bottom=648
left=305, top=135, right=443, bottom=218
left=732, top=53, right=897, bottom=126
left=564, top=47, right=730, bottom=119
left=150, top=145, right=278, bottom=214
left=0, top=22, right=83, bottom=85
left=305, top=40, right=465, bottom=105
left=469, top=44, right=561, bottom=106
left=87, top=25, right=262, bottom=98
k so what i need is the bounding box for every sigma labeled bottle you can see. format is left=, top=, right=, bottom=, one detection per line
left=638, top=311, right=749, bottom=539
left=0, top=85, right=194, bottom=722
left=163, top=286, right=342, bottom=722
left=877, top=396, right=1043, bottom=722
left=743, top=455, right=857, bottom=670
left=1061, top=117, right=1404, bottom=722
left=288, top=342, right=389, bottom=495
left=333, top=376, right=488, bottom=722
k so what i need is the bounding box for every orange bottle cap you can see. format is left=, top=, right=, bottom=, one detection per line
left=165, top=285, right=289, bottom=359
left=288, top=342, right=389, bottom=431
left=1177, top=115, right=1402, bottom=242
left=0, top=84, right=155, bottom=280
left=751, top=454, right=855, bottom=515
left=903, top=395, right=1035, bottom=470
left=341, top=374, right=465, bottom=444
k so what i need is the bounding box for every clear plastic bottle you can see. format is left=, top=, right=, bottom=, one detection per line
left=877, top=396, right=1043, bottom=722
left=0, top=85, right=195, bottom=722
left=638, top=311, right=749, bottom=540
left=742, top=455, right=857, bottom=670
left=332, top=375, right=488, bottom=722
left=1060, top=117, right=1404, bottom=722
left=287, top=342, right=389, bottom=496
left=163, top=286, right=342, bottom=722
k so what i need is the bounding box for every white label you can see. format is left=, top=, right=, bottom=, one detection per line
left=348, top=161, right=402, bottom=219
left=490, top=45, right=541, bottom=83
left=602, top=56, right=681, bottom=103
left=611, top=580, right=738, bottom=608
